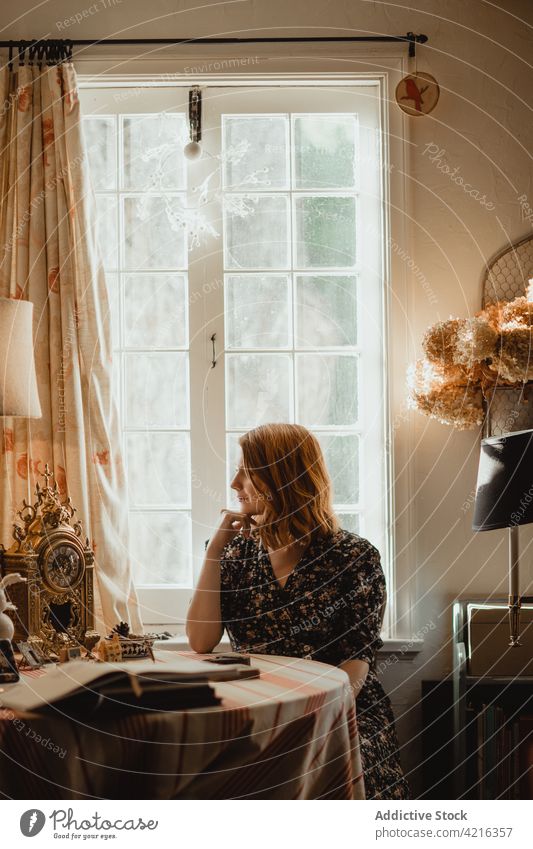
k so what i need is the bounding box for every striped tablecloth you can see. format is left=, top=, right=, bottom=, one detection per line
left=0, top=652, right=364, bottom=800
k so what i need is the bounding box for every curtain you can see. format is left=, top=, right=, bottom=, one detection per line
left=0, top=62, right=142, bottom=634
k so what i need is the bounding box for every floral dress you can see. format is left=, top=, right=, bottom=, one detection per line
left=217, top=527, right=411, bottom=800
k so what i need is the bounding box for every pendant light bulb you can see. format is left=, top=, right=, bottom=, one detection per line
left=184, top=140, right=202, bottom=161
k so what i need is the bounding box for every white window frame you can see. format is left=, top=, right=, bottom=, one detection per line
left=77, top=51, right=418, bottom=644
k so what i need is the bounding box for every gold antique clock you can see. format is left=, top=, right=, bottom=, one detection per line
left=0, top=465, right=98, bottom=655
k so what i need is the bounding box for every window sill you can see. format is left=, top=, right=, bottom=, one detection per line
left=379, top=638, right=424, bottom=658
left=153, top=634, right=424, bottom=657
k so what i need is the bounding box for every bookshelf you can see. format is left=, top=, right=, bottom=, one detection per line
left=452, top=599, right=533, bottom=799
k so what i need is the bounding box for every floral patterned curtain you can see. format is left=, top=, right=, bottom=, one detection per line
left=0, top=62, right=142, bottom=633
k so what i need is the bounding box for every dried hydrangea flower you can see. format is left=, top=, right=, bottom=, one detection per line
left=422, top=319, right=464, bottom=366
left=501, top=297, right=533, bottom=327
left=478, top=302, right=504, bottom=330
left=407, top=358, right=483, bottom=429
left=407, top=290, right=533, bottom=429
left=454, top=316, right=498, bottom=373
left=487, top=324, right=533, bottom=383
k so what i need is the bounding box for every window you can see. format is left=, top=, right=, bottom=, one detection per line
left=79, top=82, right=387, bottom=626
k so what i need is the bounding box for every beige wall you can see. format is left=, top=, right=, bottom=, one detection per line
left=2, top=0, right=531, bottom=796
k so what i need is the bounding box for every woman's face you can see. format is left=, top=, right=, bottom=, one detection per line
left=230, top=452, right=264, bottom=516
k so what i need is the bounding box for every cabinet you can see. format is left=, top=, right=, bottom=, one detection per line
left=452, top=599, right=533, bottom=799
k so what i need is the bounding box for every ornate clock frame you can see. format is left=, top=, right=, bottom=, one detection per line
left=0, top=465, right=99, bottom=655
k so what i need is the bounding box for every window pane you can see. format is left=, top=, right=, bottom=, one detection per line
left=124, top=274, right=188, bottom=348
left=295, top=275, right=357, bottom=347
left=130, top=511, right=192, bottom=586
left=125, top=353, right=189, bottom=428
left=226, top=353, right=292, bottom=428
left=226, top=433, right=244, bottom=507
left=83, top=116, right=116, bottom=191
left=294, top=196, right=356, bottom=268
left=297, top=354, right=358, bottom=426
left=223, top=116, right=288, bottom=190
left=336, top=512, right=360, bottom=534
left=123, top=195, right=187, bottom=270
left=293, top=115, right=357, bottom=189
left=316, top=432, right=359, bottom=504
left=127, top=432, right=190, bottom=507
left=122, top=114, right=187, bottom=191
left=224, top=195, right=289, bottom=269
left=225, top=275, right=291, bottom=348
left=95, top=194, right=118, bottom=270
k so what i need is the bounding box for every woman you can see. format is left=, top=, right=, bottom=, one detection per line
left=186, top=423, right=410, bottom=800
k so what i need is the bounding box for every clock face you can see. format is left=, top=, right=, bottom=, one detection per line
left=42, top=543, right=84, bottom=591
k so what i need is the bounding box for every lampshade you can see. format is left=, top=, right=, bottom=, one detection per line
left=472, top=428, right=533, bottom=531
left=0, top=297, right=42, bottom=418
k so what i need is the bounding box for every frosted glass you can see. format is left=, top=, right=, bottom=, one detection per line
left=297, top=354, right=358, bottom=426
left=226, top=433, right=244, bottom=508
left=123, top=195, right=187, bottom=270
left=224, top=195, right=289, bottom=269
left=316, top=432, right=359, bottom=505
left=125, top=353, right=189, bottom=428
left=83, top=116, right=116, bottom=191
left=129, top=511, right=192, bottom=586
left=226, top=353, right=291, bottom=428
left=295, top=275, right=357, bottom=347
left=95, top=194, right=118, bottom=271
left=122, top=114, right=187, bottom=191
left=127, top=432, right=190, bottom=507
left=293, top=115, right=357, bottom=189
left=225, top=275, right=290, bottom=348
left=223, top=116, right=288, bottom=190
left=294, top=196, right=356, bottom=268
left=124, top=274, right=188, bottom=348
left=336, top=512, right=360, bottom=534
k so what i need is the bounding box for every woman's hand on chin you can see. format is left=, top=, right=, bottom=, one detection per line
left=218, top=508, right=257, bottom=540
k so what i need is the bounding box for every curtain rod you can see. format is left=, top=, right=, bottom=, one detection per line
left=1, top=33, right=428, bottom=63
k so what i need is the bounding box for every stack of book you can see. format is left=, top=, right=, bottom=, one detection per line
left=1, top=652, right=260, bottom=718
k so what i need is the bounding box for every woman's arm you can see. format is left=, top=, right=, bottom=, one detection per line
left=185, top=510, right=252, bottom=653
left=340, top=658, right=369, bottom=698
left=335, top=540, right=386, bottom=689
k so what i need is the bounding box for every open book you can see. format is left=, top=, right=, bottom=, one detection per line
left=1, top=651, right=260, bottom=716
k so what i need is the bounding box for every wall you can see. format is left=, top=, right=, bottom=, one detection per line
left=1, top=0, right=532, bottom=797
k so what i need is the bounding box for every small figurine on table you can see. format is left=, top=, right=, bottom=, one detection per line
left=94, top=622, right=155, bottom=662
left=0, top=573, right=26, bottom=682
left=96, top=632, right=123, bottom=662
left=0, top=573, right=27, bottom=641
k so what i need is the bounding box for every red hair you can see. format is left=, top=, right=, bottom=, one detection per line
left=238, top=422, right=339, bottom=550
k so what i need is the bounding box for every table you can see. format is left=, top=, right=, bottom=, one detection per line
left=0, top=652, right=364, bottom=800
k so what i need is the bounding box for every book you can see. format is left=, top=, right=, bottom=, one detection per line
left=0, top=651, right=260, bottom=716
left=518, top=715, right=533, bottom=799
left=476, top=704, right=486, bottom=799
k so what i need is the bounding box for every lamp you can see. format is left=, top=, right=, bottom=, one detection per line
left=183, top=86, right=202, bottom=161
left=472, top=428, right=533, bottom=646
left=0, top=297, right=41, bottom=654
left=0, top=297, right=41, bottom=418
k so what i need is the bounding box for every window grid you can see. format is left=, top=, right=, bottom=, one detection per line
left=84, top=112, right=193, bottom=587
left=222, top=113, right=361, bottom=531
left=83, top=99, right=380, bottom=590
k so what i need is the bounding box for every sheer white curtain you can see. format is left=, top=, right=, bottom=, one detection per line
left=0, top=61, right=142, bottom=633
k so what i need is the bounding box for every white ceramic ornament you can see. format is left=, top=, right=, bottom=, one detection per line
left=0, top=573, right=27, bottom=640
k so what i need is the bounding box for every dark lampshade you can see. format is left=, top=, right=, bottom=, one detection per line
left=472, top=428, right=533, bottom=531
